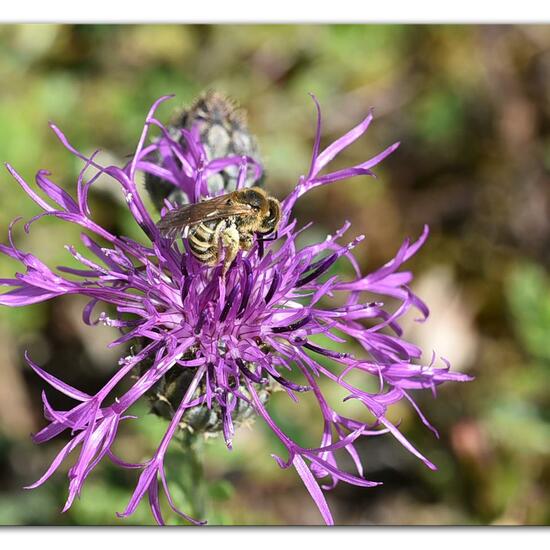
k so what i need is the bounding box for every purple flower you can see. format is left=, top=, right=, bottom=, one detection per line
left=0, top=95, right=472, bottom=525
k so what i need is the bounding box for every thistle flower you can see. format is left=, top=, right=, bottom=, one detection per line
left=0, top=94, right=471, bottom=525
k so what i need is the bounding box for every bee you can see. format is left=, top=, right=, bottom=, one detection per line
left=157, top=187, right=281, bottom=274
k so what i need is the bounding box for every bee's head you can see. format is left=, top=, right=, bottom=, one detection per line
left=258, top=197, right=281, bottom=235
left=236, top=187, right=281, bottom=235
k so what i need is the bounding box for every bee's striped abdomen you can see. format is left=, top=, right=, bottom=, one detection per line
left=188, top=221, right=219, bottom=264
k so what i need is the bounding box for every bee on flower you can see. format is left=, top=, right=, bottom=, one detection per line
left=0, top=92, right=471, bottom=525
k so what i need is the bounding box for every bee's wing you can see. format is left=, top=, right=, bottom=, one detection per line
left=157, top=194, right=252, bottom=239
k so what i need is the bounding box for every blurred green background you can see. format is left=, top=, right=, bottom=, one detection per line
left=0, top=24, right=549, bottom=526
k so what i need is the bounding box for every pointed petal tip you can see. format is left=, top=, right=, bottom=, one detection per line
left=61, top=495, right=76, bottom=513
left=363, top=109, right=375, bottom=125
left=308, top=91, right=320, bottom=104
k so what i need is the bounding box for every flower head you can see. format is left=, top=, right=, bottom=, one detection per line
left=0, top=94, right=471, bottom=525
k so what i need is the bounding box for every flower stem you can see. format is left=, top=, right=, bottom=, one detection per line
left=172, top=430, right=208, bottom=521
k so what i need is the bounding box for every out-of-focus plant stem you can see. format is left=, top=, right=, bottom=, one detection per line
left=175, top=431, right=208, bottom=521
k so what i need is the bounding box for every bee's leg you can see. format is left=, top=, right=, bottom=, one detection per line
left=240, top=232, right=254, bottom=252
left=220, top=225, right=240, bottom=275
left=259, top=230, right=278, bottom=242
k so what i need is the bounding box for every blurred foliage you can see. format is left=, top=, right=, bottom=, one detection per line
left=0, top=24, right=549, bottom=526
